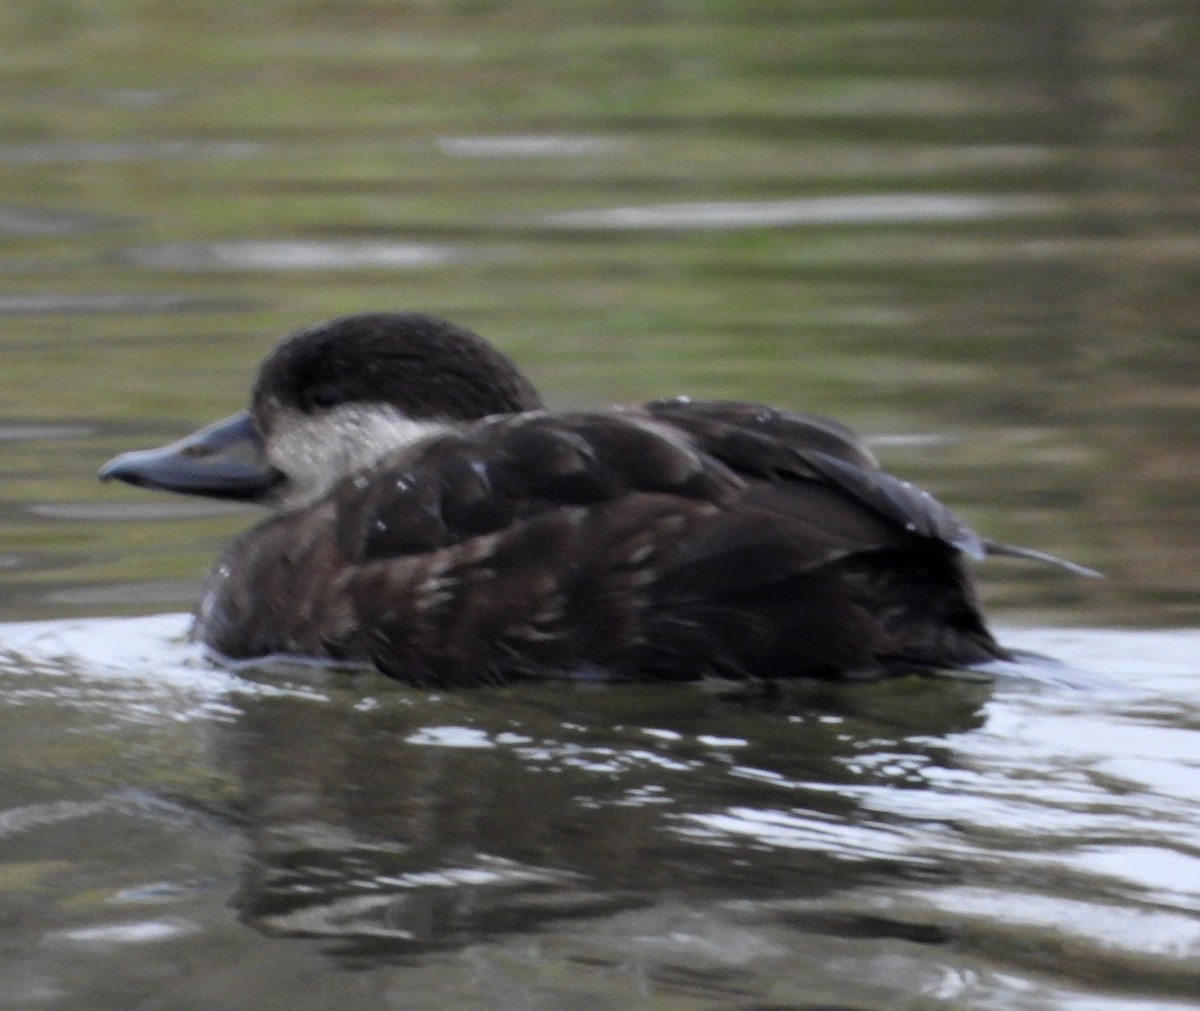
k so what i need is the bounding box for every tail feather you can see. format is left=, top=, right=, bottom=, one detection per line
left=982, top=540, right=1102, bottom=578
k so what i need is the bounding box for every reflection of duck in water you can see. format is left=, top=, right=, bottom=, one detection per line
left=222, top=677, right=993, bottom=952
left=100, top=312, right=1094, bottom=686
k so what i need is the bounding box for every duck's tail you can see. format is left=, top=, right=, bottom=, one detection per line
left=982, top=540, right=1103, bottom=579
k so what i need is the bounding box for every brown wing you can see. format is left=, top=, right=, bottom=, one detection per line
left=643, top=397, right=881, bottom=470
left=330, top=410, right=731, bottom=559
left=295, top=408, right=998, bottom=683
left=329, top=406, right=957, bottom=567
left=643, top=398, right=985, bottom=557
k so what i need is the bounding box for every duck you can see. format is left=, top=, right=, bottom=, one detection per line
left=99, top=311, right=1094, bottom=687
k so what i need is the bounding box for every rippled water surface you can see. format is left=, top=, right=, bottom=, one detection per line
left=1, top=1, right=1198, bottom=1008
left=2, top=619, right=1198, bottom=1009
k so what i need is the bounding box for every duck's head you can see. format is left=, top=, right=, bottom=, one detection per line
left=99, top=312, right=545, bottom=509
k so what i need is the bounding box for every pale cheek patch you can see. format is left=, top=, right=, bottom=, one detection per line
left=268, top=404, right=447, bottom=507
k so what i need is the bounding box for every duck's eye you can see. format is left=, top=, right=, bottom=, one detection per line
left=306, top=385, right=342, bottom=411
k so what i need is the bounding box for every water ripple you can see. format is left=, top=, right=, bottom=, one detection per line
left=543, top=193, right=1059, bottom=230
left=0, top=293, right=250, bottom=315
left=122, top=240, right=461, bottom=272
left=437, top=134, right=618, bottom=158
left=0, top=139, right=262, bottom=164
left=0, top=206, right=121, bottom=235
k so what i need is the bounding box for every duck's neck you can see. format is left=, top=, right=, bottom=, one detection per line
left=269, top=404, right=451, bottom=509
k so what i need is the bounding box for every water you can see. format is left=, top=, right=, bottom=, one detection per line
left=2, top=619, right=1198, bottom=1008
left=1, top=1, right=1198, bottom=1007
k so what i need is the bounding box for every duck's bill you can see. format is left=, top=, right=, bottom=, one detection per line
left=98, top=410, right=284, bottom=502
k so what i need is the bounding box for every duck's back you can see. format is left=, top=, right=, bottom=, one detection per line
left=195, top=401, right=1004, bottom=684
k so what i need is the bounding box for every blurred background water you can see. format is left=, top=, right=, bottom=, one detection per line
left=0, top=1, right=1198, bottom=1008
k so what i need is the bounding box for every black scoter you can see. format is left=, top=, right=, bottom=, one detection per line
left=100, top=312, right=1094, bottom=686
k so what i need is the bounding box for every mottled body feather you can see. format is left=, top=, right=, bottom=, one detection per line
left=196, top=404, right=1002, bottom=684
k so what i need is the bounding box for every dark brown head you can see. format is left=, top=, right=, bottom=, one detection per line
left=254, top=312, right=543, bottom=424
